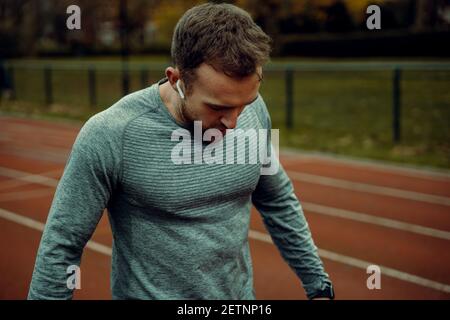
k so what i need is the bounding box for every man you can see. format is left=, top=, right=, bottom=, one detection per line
left=28, top=3, right=334, bottom=300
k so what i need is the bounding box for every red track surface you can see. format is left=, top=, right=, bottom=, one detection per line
left=0, top=115, right=449, bottom=300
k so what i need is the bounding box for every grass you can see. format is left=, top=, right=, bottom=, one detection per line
left=259, top=68, right=449, bottom=169
left=1, top=57, right=449, bottom=170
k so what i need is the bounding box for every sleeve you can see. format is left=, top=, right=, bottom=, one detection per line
left=251, top=98, right=333, bottom=299
left=27, top=114, right=121, bottom=299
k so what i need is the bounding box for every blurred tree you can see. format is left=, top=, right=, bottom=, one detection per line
left=414, top=0, right=449, bottom=31
left=345, top=0, right=384, bottom=26
left=151, top=0, right=205, bottom=49
left=323, top=0, right=355, bottom=32
left=2, top=0, right=447, bottom=57
left=119, top=0, right=162, bottom=51
left=0, top=0, right=33, bottom=56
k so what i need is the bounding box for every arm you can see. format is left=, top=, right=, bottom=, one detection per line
left=251, top=164, right=333, bottom=299
left=251, top=98, right=333, bottom=299
left=28, top=114, right=121, bottom=299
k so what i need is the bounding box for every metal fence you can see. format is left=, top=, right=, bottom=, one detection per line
left=2, top=60, right=450, bottom=144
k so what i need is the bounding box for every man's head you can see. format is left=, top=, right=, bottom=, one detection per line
left=164, top=3, right=272, bottom=132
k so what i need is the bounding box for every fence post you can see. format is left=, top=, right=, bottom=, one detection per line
left=140, top=68, right=149, bottom=89
left=285, top=68, right=294, bottom=129
left=88, top=66, right=96, bottom=108
left=392, top=68, right=401, bottom=143
left=120, top=0, right=130, bottom=96
left=122, top=63, right=130, bottom=96
left=44, top=66, right=53, bottom=106
left=6, top=64, right=15, bottom=100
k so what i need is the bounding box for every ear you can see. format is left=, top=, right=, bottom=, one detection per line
left=165, top=67, right=180, bottom=87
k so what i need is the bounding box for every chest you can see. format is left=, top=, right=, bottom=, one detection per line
left=120, top=129, right=262, bottom=214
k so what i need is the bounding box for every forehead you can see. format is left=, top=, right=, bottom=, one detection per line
left=193, top=63, right=261, bottom=106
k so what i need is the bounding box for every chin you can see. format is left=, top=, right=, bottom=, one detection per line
left=210, top=134, right=224, bottom=144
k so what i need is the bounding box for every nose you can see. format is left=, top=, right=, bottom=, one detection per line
left=221, top=107, right=242, bottom=130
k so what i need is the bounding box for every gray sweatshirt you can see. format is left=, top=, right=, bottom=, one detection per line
left=28, top=80, right=332, bottom=299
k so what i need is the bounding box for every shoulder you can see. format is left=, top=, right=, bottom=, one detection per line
left=75, top=86, right=157, bottom=149
left=74, top=88, right=152, bottom=156
left=248, top=93, right=271, bottom=129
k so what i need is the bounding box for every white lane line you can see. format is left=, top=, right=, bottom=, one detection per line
left=0, top=167, right=59, bottom=187
left=0, top=169, right=60, bottom=191
left=2, top=206, right=449, bottom=294
left=1, top=166, right=449, bottom=240
left=0, top=122, right=78, bottom=140
left=248, top=230, right=450, bottom=294
left=2, top=139, right=449, bottom=206
left=0, top=208, right=112, bottom=256
left=2, top=120, right=449, bottom=181
left=3, top=123, right=448, bottom=180
left=287, top=171, right=450, bottom=207
left=1, top=163, right=448, bottom=207
left=1, top=207, right=449, bottom=294
left=281, top=149, right=450, bottom=180
left=0, top=188, right=55, bottom=202
left=4, top=121, right=447, bottom=180
left=0, top=145, right=70, bottom=164
left=302, top=202, right=450, bottom=241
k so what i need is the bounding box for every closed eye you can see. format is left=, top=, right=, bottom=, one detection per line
left=205, top=95, right=259, bottom=111
left=207, top=104, right=226, bottom=111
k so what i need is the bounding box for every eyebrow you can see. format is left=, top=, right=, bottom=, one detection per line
left=206, top=95, right=259, bottom=109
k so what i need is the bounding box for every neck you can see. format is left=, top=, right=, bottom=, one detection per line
left=159, top=81, right=187, bottom=125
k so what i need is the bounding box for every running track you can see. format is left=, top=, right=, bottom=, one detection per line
left=0, top=115, right=449, bottom=300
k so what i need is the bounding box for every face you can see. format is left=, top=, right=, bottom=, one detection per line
left=173, top=63, right=262, bottom=135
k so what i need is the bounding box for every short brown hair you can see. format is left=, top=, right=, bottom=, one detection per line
left=171, top=3, right=272, bottom=93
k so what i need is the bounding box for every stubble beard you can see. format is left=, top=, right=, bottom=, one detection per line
left=176, top=97, right=225, bottom=138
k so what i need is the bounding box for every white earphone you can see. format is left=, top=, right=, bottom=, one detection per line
left=176, top=80, right=185, bottom=100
